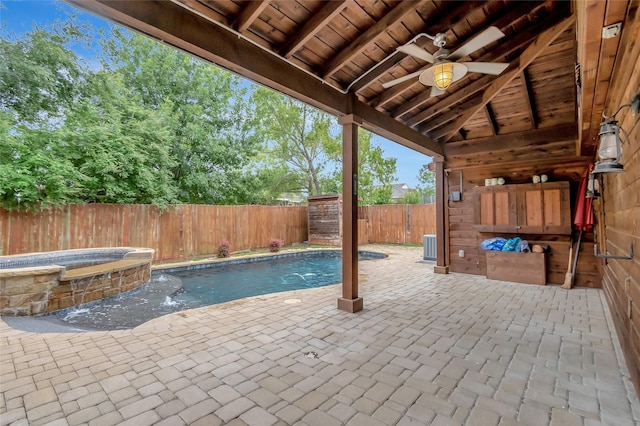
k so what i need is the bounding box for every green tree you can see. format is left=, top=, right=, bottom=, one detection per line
left=100, top=29, right=259, bottom=204
left=0, top=112, right=83, bottom=209
left=59, top=72, right=178, bottom=207
left=0, top=21, right=89, bottom=209
left=250, top=87, right=337, bottom=196
left=325, top=130, right=397, bottom=205
left=417, top=164, right=436, bottom=202
left=0, top=21, right=88, bottom=127
left=398, top=190, right=423, bottom=204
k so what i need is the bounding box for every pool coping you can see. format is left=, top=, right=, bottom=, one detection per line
left=152, top=248, right=388, bottom=274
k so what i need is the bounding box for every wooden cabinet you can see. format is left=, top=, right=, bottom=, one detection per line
left=473, top=182, right=571, bottom=234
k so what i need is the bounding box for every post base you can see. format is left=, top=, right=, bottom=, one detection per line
left=337, top=297, right=363, bottom=313
left=434, top=265, right=450, bottom=274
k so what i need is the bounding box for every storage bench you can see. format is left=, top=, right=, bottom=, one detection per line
left=486, top=251, right=546, bottom=285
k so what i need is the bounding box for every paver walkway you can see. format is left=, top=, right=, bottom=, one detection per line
left=1, top=245, right=639, bottom=425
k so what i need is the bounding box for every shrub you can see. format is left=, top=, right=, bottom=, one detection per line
left=217, top=240, right=231, bottom=258
left=268, top=238, right=283, bottom=253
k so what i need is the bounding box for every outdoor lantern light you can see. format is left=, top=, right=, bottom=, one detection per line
left=594, top=121, right=624, bottom=173
left=593, top=93, right=640, bottom=174
left=585, top=173, right=600, bottom=199
left=433, top=62, right=454, bottom=89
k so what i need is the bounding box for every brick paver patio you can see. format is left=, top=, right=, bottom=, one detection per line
left=1, top=245, right=639, bottom=425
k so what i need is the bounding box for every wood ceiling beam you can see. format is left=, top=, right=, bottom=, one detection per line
left=419, top=97, right=483, bottom=134
left=234, top=0, right=270, bottom=33
left=445, top=155, right=593, bottom=173
left=322, top=1, right=422, bottom=79
left=171, top=0, right=230, bottom=25
left=280, top=1, right=348, bottom=59
left=402, top=76, right=492, bottom=127
left=436, top=14, right=577, bottom=143
left=370, top=75, right=418, bottom=109
left=519, top=70, right=537, bottom=129
left=484, top=104, right=498, bottom=135
left=64, top=0, right=443, bottom=158
left=444, top=123, right=578, bottom=157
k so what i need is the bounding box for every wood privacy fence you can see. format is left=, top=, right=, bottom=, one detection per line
left=0, top=204, right=308, bottom=262
left=0, top=203, right=436, bottom=261
left=358, top=204, right=436, bottom=245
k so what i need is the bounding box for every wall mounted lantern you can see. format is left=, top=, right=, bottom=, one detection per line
left=593, top=93, right=640, bottom=174
left=585, top=173, right=600, bottom=199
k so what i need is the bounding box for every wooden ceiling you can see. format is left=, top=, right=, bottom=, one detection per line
left=65, top=0, right=631, bottom=173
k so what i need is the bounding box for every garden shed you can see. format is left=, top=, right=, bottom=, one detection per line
left=307, top=194, right=342, bottom=247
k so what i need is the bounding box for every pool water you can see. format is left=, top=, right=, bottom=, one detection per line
left=26, top=251, right=384, bottom=331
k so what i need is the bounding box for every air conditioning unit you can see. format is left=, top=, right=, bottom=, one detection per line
left=423, top=234, right=436, bottom=260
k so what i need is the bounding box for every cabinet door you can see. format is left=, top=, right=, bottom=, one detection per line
left=541, top=182, right=571, bottom=234
left=493, top=189, right=518, bottom=232
left=517, top=185, right=544, bottom=233
left=472, top=186, right=495, bottom=232
left=516, top=182, right=571, bottom=234
left=472, top=186, right=518, bottom=232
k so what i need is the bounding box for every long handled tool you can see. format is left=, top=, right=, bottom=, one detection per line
left=569, top=230, right=584, bottom=289
left=561, top=231, right=574, bottom=289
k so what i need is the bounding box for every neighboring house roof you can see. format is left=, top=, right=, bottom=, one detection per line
left=391, top=183, right=411, bottom=200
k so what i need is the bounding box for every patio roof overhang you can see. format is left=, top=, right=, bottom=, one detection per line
left=63, top=0, right=633, bottom=312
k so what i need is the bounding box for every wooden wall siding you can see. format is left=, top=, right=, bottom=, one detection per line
left=307, top=195, right=342, bottom=246
left=0, top=205, right=308, bottom=262
left=443, top=172, right=599, bottom=289
left=596, top=3, right=640, bottom=396
left=358, top=204, right=436, bottom=245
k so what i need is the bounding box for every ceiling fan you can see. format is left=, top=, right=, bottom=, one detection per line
left=383, top=26, right=510, bottom=97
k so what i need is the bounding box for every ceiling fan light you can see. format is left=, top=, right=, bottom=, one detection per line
left=433, top=62, right=454, bottom=89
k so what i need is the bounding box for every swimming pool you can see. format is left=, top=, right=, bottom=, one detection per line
left=5, top=250, right=385, bottom=331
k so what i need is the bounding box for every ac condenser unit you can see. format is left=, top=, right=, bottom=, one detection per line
left=423, top=234, right=436, bottom=260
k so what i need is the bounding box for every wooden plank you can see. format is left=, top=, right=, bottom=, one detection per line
left=486, top=251, right=546, bottom=285
left=234, top=0, right=271, bottom=33
left=322, top=1, right=424, bottom=78
left=281, top=1, right=348, bottom=58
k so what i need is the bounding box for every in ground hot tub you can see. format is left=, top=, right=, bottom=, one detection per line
left=0, top=248, right=153, bottom=316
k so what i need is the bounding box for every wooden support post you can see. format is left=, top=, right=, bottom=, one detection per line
left=337, top=115, right=362, bottom=313
left=434, top=158, right=449, bottom=274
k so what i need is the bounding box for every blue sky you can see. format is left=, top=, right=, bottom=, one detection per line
left=1, top=0, right=431, bottom=187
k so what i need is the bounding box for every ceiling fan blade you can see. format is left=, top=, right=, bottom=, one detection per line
left=460, top=62, right=509, bottom=75
left=430, top=86, right=445, bottom=97
left=396, top=44, right=434, bottom=63
left=382, top=70, right=423, bottom=88
left=448, top=26, right=505, bottom=60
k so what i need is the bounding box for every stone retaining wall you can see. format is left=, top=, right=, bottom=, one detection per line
left=0, top=248, right=153, bottom=316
